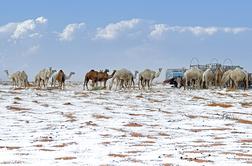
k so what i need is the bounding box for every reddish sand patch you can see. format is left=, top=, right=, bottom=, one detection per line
left=191, top=127, right=231, bottom=132
left=108, top=154, right=128, bottom=158
left=207, top=103, right=233, bottom=108
left=124, top=123, right=143, bottom=127
left=237, top=119, right=252, bottom=124
left=239, top=139, right=252, bottom=143
left=222, top=152, right=252, bottom=157
left=55, top=156, right=77, bottom=160
left=130, top=132, right=144, bottom=137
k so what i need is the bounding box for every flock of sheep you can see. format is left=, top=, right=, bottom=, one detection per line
left=3, top=65, right=250, bottom=91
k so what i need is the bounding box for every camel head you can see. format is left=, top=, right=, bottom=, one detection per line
left=158, top=68, right=162, bottom=72
left=4, top=70, right=9, bottom=76
left=70, top=72, right=75, bottom=75
left=104, top=69, right=109, bottom=73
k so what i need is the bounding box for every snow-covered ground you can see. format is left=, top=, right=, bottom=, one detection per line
left=0, top=83, right=251, bottom=165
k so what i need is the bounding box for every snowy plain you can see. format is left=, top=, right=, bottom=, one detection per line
left=0, top=83, right=251, bottom=166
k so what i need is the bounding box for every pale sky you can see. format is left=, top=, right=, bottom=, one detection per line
left=0, top=0, right=251, bottom=81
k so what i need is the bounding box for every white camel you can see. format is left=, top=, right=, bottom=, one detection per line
left=51, top=71, right=75, bottom=87
left=202, top=68, right=214, bottom=89
left=18, top=71, right=29, bottom=88
left=183, top=67, right=202, bottom=90
left=229, top=68, right=248, bottom=90
left=4, top=70, right=21, bottom=87
left=221, top=69, right=232, bottom=88
left=35, top=67, right=56, bottom=88
left=109, top=68, right=134, bottom=90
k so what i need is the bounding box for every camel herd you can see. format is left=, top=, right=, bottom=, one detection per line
left=2, top=67, right=163, bottom=90
left=182, top=66, right=249, bottom=90
left=2, top=66, right=250, bottom=91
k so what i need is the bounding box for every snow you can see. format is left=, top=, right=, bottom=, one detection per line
left=0, top=83, right=251, bottom=165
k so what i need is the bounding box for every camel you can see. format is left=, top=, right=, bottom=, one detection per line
left=18, top=71, right=29, bottom=88
left=109, top=69, right=134, bottom=90
left=83, top=69, right=116, bottom=90
left=138, top=68, right=162, bottom=90
left=221, top=69, right=232, bottom=88
left=4, top=70, right=20, bottom=87
left=229, top=68, right=248, bottom=90
left=214, top=66, right=223, bottom=89
left=83, top=70, right=98, bottom=90
left=51, top=71, right=75, bottom=87
left=202, top=68, right=214, bottom=89
left=138, top=69, right=152, bottom=90
left=183, top=67, right=202, bottom=90
left=97, top=69, right=110, bottom=89
left=35, top=67, right=56, bottom=88
left=54, top=70, right=65, bottom=89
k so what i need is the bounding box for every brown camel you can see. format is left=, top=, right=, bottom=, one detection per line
left=83, top=69, right=116, bottom=90
left=55, top=70, right=65, bottom=89
left=83, top=70, right=99, bottom=90
left=97, top=69, right=116, bottom=89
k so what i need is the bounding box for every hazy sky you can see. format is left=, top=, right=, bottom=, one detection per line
left=0, top=0, right=252, bottom=81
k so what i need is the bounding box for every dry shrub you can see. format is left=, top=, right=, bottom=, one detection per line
left=136, top=95, right=144, bottom=98
left=92, top=114, right=111, bottom=119
left=52, top=142, right=77, bottom=148
left=6, top=106, right=30, bottom=111
left=55, top=156, right=76, bottom=160
left=240, top=102, right=252, bottom=108
left=192, top=96, right=206, bottom=100
left=0, top=146, right=21, bottom=150
left=64, top=112, right=77, bottom=122
left=85, top=121, right=98, bottom=126
left=63, top=102, right=72, bottom=105
left=207, top=103, right=233, bottom=108
left=14, top=97, right=22, bottom=100
left=36, top=136, right=53, bottom=142
left=159, top=132, right=169, bottom=136
left=39, top=149, right=55, bottom=151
